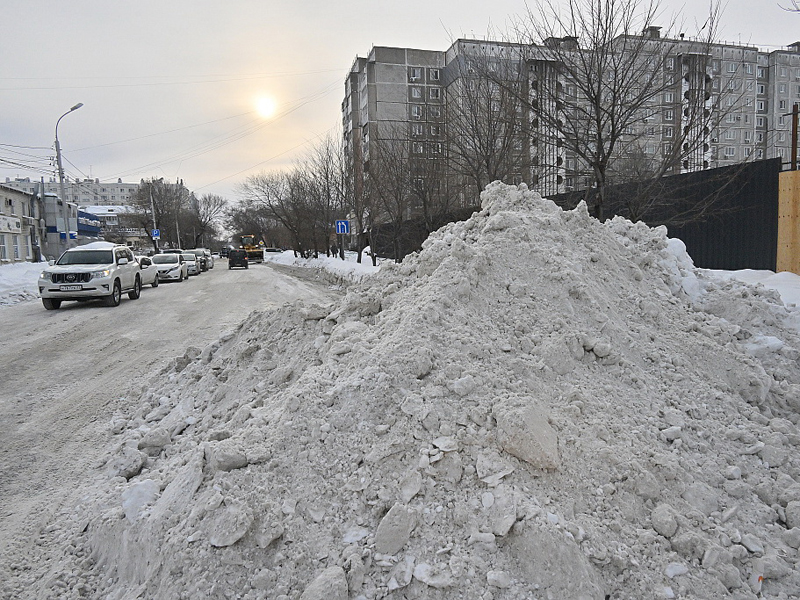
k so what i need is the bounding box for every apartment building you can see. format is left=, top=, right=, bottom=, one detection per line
left=344, top=35, right=800, bottom=204
left=2, top=176, right=138, bottom=206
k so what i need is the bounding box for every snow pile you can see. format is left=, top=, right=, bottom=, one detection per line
left=0, top=260, right=45, bottom=305
left=10, top=182, right=800, bottom=599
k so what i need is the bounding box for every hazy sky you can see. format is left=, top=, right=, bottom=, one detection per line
left=1, top=0, right=797, bottom=201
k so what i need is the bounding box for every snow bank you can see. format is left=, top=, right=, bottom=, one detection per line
left=263, top=250, right=381, bottom=284
left=9, top=183, right=800, bottom=599
left=0, top=260, right=45, bottom=305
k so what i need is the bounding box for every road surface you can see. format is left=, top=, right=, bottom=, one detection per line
left=0, top=260, right=340, bottom=581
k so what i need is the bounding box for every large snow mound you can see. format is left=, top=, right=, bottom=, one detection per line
left=11, top=183, right=800, bottom=599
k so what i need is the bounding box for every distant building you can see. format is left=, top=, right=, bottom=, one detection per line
left=2, top=177, right=138, bottom=206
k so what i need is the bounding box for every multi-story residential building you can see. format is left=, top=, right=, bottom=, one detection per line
left=0, top=185, right=42, bottom=263
left=2, top=176, right=139, bottom=206
left=344, top=35, right=800, bottom=208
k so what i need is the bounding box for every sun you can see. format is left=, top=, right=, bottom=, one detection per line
left=256, top=96, right=277, bottom=118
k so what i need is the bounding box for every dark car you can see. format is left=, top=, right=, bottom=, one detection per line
left=228, top=249, right=249, bottom=269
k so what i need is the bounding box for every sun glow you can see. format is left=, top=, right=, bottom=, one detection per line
left=256, top=96, right=277, bottom=118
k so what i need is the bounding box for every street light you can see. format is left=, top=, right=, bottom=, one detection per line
left=55, top=102, right=83, bottom=249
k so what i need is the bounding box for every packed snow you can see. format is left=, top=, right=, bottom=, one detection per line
left=3, top=182, right=800, bottom=599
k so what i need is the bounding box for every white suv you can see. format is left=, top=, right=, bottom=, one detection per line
left=39, top=242, right=142, bottom=310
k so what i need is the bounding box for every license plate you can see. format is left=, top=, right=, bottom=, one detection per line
left=60, top=285, right=82, bottom=291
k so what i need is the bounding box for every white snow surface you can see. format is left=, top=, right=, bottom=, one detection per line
left=5, top=182, right=800, bottom=599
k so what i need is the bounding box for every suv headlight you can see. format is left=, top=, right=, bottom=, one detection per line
left=39, top=271, right=51, bottom=281
left=90, top=269, right=112, bottom=279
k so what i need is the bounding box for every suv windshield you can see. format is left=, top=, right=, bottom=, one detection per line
left=57, top=250, right=113, bottom=265
left=152, top=254, right=179, bottom=264
left=181, top=254, right=196, bottom=261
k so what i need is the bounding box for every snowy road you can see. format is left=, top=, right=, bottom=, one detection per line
left=0, top=261, right=339, bottom=564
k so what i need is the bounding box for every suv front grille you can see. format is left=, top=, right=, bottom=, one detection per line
left=51, top=272, right=92, bottom=284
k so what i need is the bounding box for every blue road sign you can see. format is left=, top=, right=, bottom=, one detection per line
left=152, top=229, right=161, bottom=239
left=335, top=220, right=350, bottom=235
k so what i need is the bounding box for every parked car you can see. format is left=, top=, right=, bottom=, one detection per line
left=38, top=242, right=142, bottom=309
left=135, top=256, right=160, bottom=288
left=228, top=249, right=249, bottom=269
left=187, top=248, right=212, bottom=271
left=181, top=253, right=202, bottom=276
left=219, top=247, right=229, bottom=258
left=151, top=253, right=188, bottom=282
left=160, top=248, right=184, bottom=254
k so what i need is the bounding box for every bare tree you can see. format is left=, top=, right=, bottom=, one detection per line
left=128, top=177, right=191, bottom=251
left=367, top=124, right=414, bottom=262
left=513, top=0, right=723, bottom=220
left=780, top=0, right=800, bottom=11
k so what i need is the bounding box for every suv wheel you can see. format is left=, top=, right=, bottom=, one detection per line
left=128, top=276, right=142, bottom=300
left=104, top=280, right=122, bottom=307
left=42, top=298, right=61, bottom=310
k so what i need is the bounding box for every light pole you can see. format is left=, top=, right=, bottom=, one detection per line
left=55, top=102, right=83, bottom=250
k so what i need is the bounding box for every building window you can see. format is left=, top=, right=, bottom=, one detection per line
left=429, top=87, right=441, bottom=100
left=757, top=132, right=764, bottom=142
left=411, top=87, right=422, bottom=99
left=779, top=100, right=787, bottom=110
left=745, top=64, right=753, bottom=74
left=747, top=80, right=754, bottom=91
left=757, top=100, right=765, bottom=111
left=664, top=91, right=675, bottom=103
left=744, top=131, right=752, bottom=143
left=411, top=123, right=423, bottom=136
left=410, top=67, right=422, bottom=81
left=744, top=147, right=752, bottom=156
left=758, top=67, right=766, bottom=78
left=757, top=116, right=765, bottom=127
left=12, top=235, right=19, bottom=259
left=726, top=113, right=736, bottom=123
left=727, top=62, right=736, bottom=73
left=411, top=105, right=423, bottom=119
left=724, top=146, right=736, bottom=157
left=666, top=57, right=675, bottom=71
left=757, top=149, right=764, bottom=159
left=724, top=129, right=737, bottom=140
left=663, top=126, right=674, bottom=138
left=780, top=67, right=788, bottom=78
left=780, top=83, right=787, bottom=93
left=430, top=68, right=440, bottom=81
left=757, top=83, right=765, bottom=94
left=663, top=143, right=672, bottom=156
left=745, top=97, right=753, bottom=106
left=712, top=59, right=720, bottom=72
left=430, top=125, right=440, bottom=136
left=431, top=142, right=442, bottom=154
left=664, top=109, right=674, bottom=121
left=779, top=132, right=786, bottom=142
left=412, top=142, right=424, bottom=154
left=779, top=115, right=786, bottom=125
left=0, top=234, right=6, bottom=260
left=429, top=106, right=441, bottom=118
